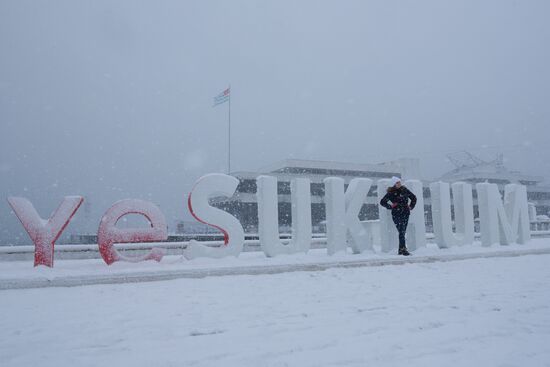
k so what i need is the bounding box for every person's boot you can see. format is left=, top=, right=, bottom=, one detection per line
left=398, top=246, right=410, bottom=256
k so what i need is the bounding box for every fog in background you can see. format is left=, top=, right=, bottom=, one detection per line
left=1, top=0, right=549, bottom=244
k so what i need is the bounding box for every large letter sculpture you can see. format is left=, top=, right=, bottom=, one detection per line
left=97, top=199, right=167, bottom=265
left=256, top=176, right=312, bottom=257
left=324, top=177, right=373, bottom=255
left=476, top=183, right=530, bottom=246
left=430, top=182, right=475, bottom=248
left=184, top=174, right=245, bottom=259
left=476, top=183, right=510, bottom=246
left=404, top=180, right=426, bottom=251
left=7, top=196, right=83, bottom=267
left=504, top=184, right=530, bottom=244
left=377, top=179, right=399, bottom=253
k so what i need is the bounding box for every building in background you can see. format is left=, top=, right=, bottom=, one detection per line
left=214, top=153, right=550, bottom=235
left=437, top=152, right=550, bottom=217
left=68, top=154, right=549, bottom=242
left=212, top=158, right=422, bottom=234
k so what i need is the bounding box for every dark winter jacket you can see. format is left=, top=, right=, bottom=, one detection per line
left=379, top=186, right=417, bottom=217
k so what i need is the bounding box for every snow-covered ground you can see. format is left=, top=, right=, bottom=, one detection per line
left=1, top=252, right=550, bottom=366
left=3, top=239, right=550, bottom=290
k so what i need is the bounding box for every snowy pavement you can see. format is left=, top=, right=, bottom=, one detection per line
left=1, top=251, right=550, bottom=366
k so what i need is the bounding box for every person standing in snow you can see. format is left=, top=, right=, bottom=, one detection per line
left=379, top=176, right=417, bottom=256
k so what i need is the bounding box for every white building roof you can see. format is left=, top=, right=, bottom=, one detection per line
left=439, top=163, right=544, bottom=185
left=259, top=159, right=402, bottom=175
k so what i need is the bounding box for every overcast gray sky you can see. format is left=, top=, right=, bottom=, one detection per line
left=1, top=0, right=549, bottom=243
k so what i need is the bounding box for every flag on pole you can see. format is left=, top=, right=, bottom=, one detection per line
left=213, top=87, right=230, bottom=107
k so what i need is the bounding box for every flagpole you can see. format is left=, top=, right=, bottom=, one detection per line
left=228, top=84, right=231, bottom=175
